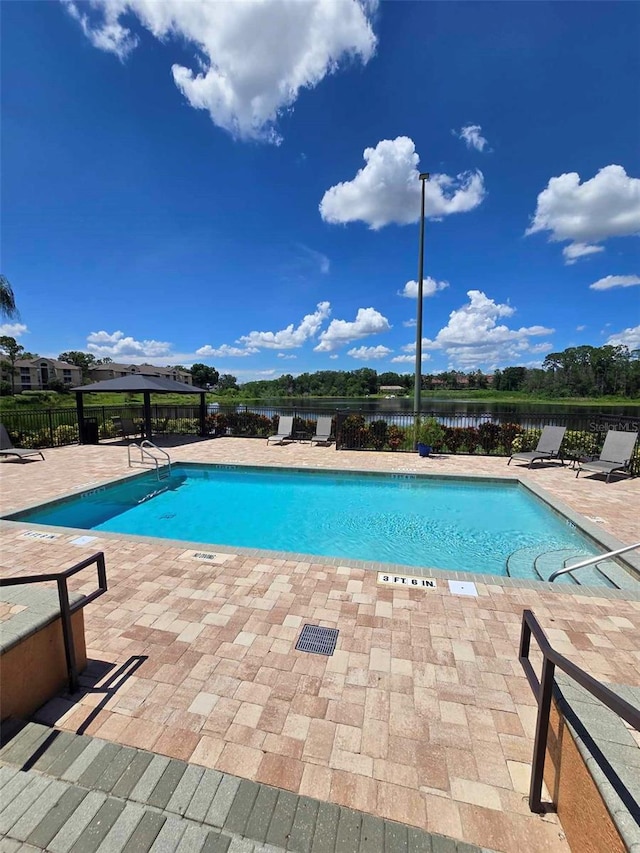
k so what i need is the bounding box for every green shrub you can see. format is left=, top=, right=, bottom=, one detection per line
left=458, top=426, right=480, bottom=454
left=340, top=414, right=370, bottom=449
left=99, top=420, right=117, bottom=439
left=511, top=429, right=541, bottom=453
left=561, top=429, right=599, bottom=458
left=369, top=419, right=388, bottom=450
left=417, top=417, right=445, bottom=450
left=53, top=424, right=79, bottom=444
left=500, top=422, right=523, bottom=453
left=477, top=421, right=502, bottom=454
left=386, top=424, right=407, bottom=450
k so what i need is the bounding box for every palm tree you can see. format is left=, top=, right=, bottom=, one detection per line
left=0, top=275, right=18, bottom=319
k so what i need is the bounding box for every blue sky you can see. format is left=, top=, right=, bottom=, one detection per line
left=2, top=0, right=639, bottom=382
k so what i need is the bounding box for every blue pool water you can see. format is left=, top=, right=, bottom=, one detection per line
left=6, top=464, right=603, bottom=578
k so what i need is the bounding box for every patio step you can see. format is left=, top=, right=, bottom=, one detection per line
left=0, top=720, right=496, bottom=853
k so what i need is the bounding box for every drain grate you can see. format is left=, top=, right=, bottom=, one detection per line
left=295, top=624, right=339, bottom=656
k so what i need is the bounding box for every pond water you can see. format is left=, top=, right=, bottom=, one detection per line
left=257, top=397, right=640, bottom=418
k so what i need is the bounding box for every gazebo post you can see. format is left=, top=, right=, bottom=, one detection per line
left=143, top=392, right=152, bottom=442
left=76, top=391, right=85, bottom=444
left=199, top=392, right=207, bottom=437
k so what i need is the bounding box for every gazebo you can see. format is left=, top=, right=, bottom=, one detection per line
left=72, top=374, right=208, bottom=443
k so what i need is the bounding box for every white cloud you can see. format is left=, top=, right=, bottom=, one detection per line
left=297, top=244, right=330, bottom=274
left=277, top=353, right=297, bottom=360
left=319, top=136, right=485, bottom=229
left=527, top=165, right=640, bottom=262
left=576, top=325, right=586, bottom=332
left=239, top=301, right=330, bottom=349
left=65, top=1, right=138, bottom=57
left=329, top=354, right=339, bottom=360
left=403, top=290, right=554, bottom=370
left=195, top=344, right=257, bottom=358
left=589, top=274, right=640, bottom=291
left=314, top=307, right=390, bottom=352
left=87, top=329, right=173, bottom=358
left=347, top=345, right=392, bottom=360
left=391, top=354, right=419, bottom=364
left=399, top=277, right=449, bottom=298
left=403, top=318, right=417, bottom=328
left=65, top=0, right=377, bottom=143
left=453, top=124, right=489, bottom=152
left=0, top=323, right=28, bottom=338
left=562, top=242, right=605, bottom=264
left=606, top=325, right=640, bottom=349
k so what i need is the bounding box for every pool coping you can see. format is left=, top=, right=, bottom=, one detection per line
left=1, top=460, right=639, bottom=598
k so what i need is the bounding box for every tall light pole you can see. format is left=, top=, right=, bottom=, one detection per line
left=413, top=172, right=429, bottom=442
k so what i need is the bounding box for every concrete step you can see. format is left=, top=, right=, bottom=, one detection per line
left=0, top=720, right=495, bottom=853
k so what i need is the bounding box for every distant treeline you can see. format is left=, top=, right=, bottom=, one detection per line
left=240, top=345, right=640, bottom=399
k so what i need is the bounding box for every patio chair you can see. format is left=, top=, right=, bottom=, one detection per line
left=508, top=425, right=566, bottom=468
left=0, top=423, right=45, bottom=462
left=575, top=430, right=638, bottom=483
left=311, top=416, right=333, bottom=446
left=112, top=416, right=142, bottom=441
left=267, top=415, right=294, bottom=445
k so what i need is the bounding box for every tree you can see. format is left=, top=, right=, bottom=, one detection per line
left=191, top=363, right=220, bottom=389
left=0, top=335, right=25, bottom=394
left=58, top=351, right=96, bottom=381
left=217, top=373, right=238, bottom=391
left=0, top=275, right=18, bottom=319
left=96, top=357, right=113, bottom=364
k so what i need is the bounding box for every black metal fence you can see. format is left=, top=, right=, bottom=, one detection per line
left=1, top=405, right=638, bottom=473
left=0, top=404, right=205, bottom=447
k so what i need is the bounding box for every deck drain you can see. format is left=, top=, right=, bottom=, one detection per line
left=295, top=624, right=339, bottom=656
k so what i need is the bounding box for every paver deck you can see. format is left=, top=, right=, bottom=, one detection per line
left=1, top=438, right=639, bottom=852
left=2, top=719, right=488, bottom=853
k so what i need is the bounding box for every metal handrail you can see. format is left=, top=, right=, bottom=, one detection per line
left=0, top=552, right=107, bottom=693
left=548, top=541, right=640, bottom=582
left=519, top=609, right=640, bottom=813
left=127, top=440, right=171, bottom=479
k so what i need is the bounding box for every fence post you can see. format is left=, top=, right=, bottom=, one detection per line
left=48, top=409, right=54, bottom=447
left=335, top=409, right=348, bottom=451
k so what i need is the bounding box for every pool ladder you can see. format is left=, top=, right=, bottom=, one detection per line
left=127, top=440, right=172, bottom=480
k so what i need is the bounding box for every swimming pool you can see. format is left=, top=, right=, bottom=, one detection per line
left=4, top=463, right=625, bottom=584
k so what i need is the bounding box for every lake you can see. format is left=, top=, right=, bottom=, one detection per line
left=250, top=397, right=640, bottom=418
left=209, top=396, right=639, bottom=432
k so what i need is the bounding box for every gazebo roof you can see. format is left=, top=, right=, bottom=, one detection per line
left=72, top=375, right=206, bottom=394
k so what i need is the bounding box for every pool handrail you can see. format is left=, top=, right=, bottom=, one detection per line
left=519, top=608, right=640, bottom=813
left=547, top=541, right=640, bottom=582
left=127, top=440, right=172, bottom=480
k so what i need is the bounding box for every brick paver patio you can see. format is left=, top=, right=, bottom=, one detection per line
left=1, top=438, right=639, bottom=852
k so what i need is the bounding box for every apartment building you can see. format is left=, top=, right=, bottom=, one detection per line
left=87, top=363, right=192, bottom=384
left=4, top=358, right=83, bottom=391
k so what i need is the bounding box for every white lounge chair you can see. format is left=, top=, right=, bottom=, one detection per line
left=575, top=430, right=638, bottom=483
left=0, top=424, right=45, bottom=462
left=311, top=416, right=333, bottom=446
left=508, top=425, right=566, bottom=468
left=267, top=415, right=294, bottom=445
